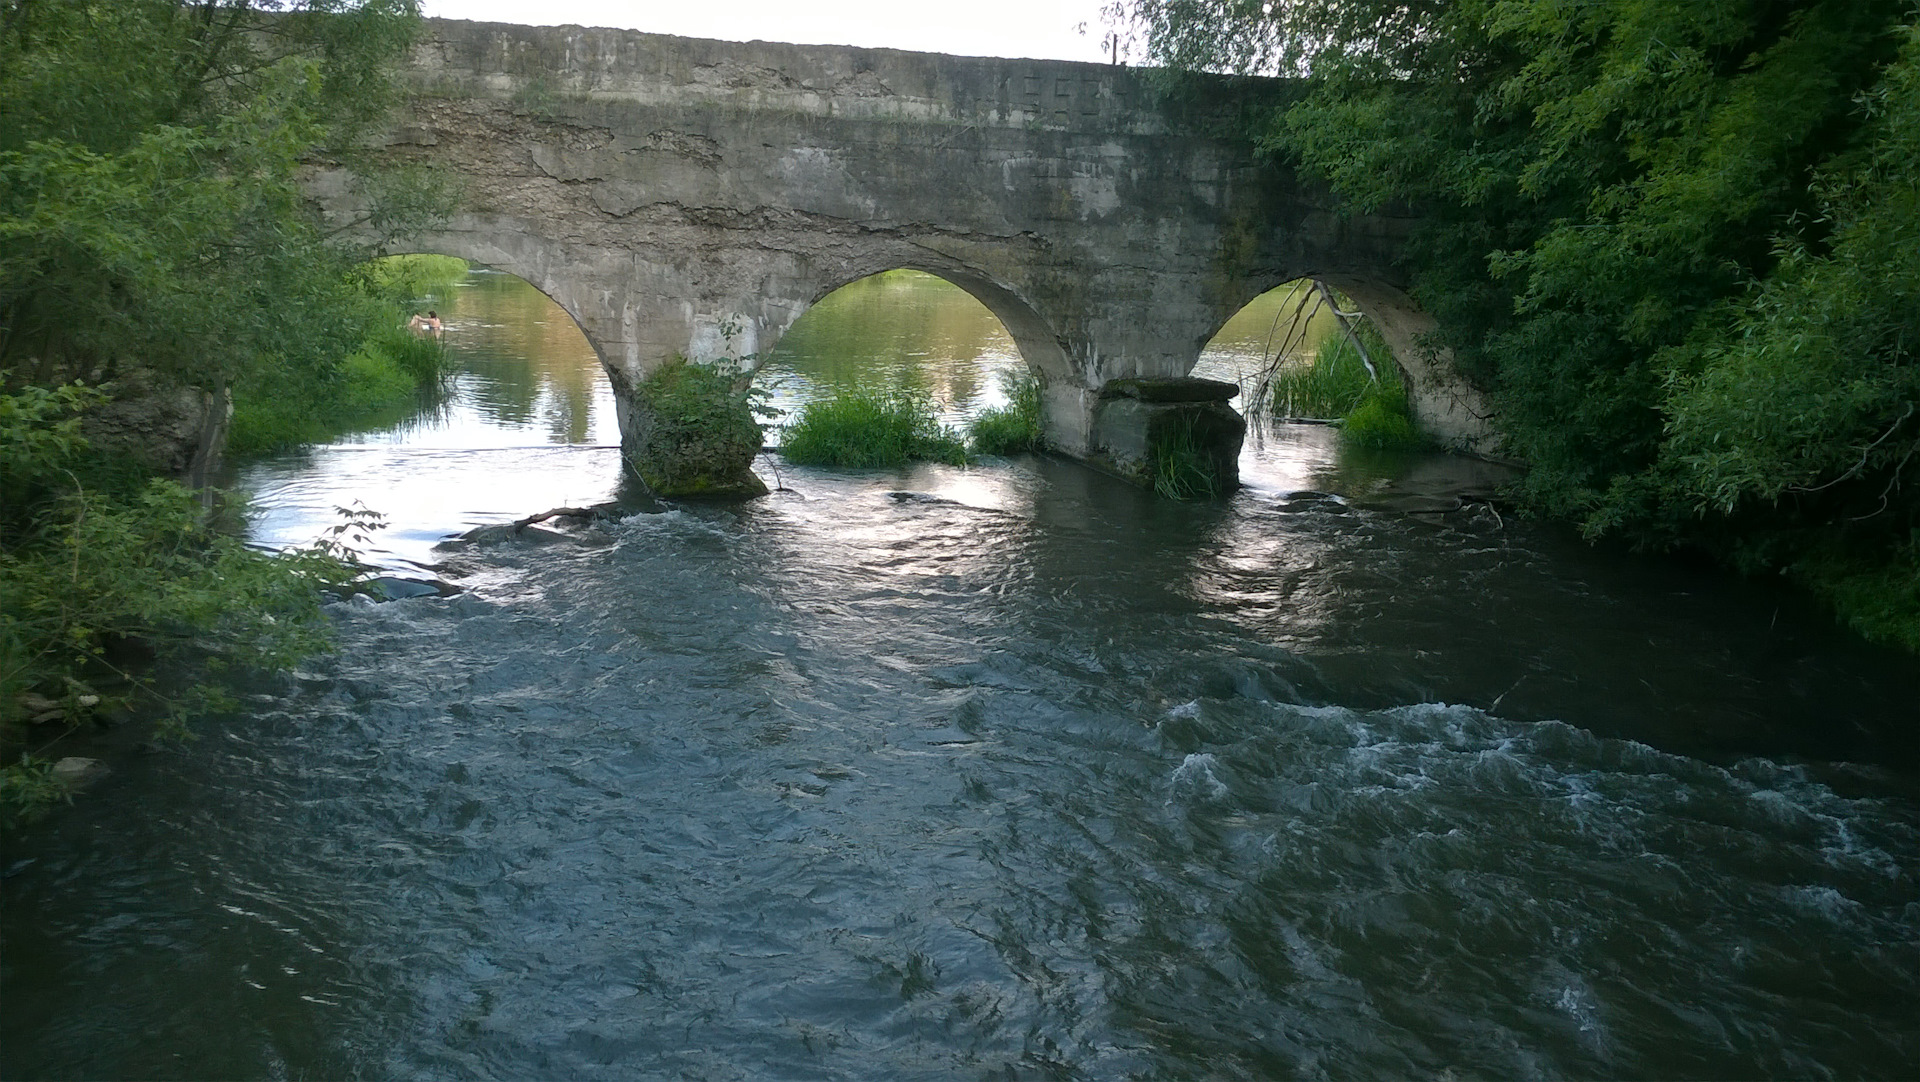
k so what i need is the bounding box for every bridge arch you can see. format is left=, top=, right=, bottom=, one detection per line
left=361, top=253, right=617, bottom=443
left=1196, top=271, right=1493, bottom=451
left=782, top=261, right=1071, bottom=387
left=748, top=269, right=1040, bottom=437
left=362, top=228, right=621, bottom=376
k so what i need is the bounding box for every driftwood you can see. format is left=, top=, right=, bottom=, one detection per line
left=449, top=501, right=628, bottom=546
left=511, top=504, right=620, bottom=529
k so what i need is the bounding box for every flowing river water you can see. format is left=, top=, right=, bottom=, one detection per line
left=3, top=271, right=1918, bottom=1080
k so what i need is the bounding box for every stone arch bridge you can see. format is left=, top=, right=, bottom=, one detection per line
left=306, top=18, right=1493, bottom=490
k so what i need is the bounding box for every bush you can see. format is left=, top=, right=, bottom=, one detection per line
left=0, top=757, right=66, bottom=829
left=967, top=374, right=1046, bottom=454
left=1792, top=536, right=1920, bottom=654
left=2, top=383, right=362, bottom=828
left=1342, top=389, right=1424, bottom=451
left=780, top=389, right=970, bottom=468
left=228, top=341, right=426, bottom=455
left=227, top=258, right=461, bottom=456
left=627, top=359, right=769, bottom=496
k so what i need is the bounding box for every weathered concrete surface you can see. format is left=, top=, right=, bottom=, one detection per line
left=1089, top=377, right=1245, bottom=493
left=305, top=18, right=1497, bottom=482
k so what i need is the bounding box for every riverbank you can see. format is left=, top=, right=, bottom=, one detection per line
left=228, top=255, right=470, bottom=455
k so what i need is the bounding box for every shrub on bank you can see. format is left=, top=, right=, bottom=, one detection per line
left=229, top=255, right=467, bottom=455
left=967, top=374, right=1045, bottom=455
left=780, top=389, right=969, bottom=468
left=2, top=383, right=359, bottom=828
left=228, top=337, right=426, bottom=454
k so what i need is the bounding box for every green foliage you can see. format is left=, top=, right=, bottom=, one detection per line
left=780, top=390, right=970, bottom=469
left=356, top=253, right=468, bottom=303
left=0, top=380, right=104, bottom=534
left=2, top=384, right=363, bottom=826
left=0, top=756, right=67, bottom=830
left=641, top=359, right=767, bottom=447
left=1791, top=535, right=1920, bottom=652
left=966, top=374, right=1046, bottom=455
left=228, top=341, right=424, bottom=454
left=365, top=320, right=449, bottom=385
left=0, top=0, right=450, bottom=394
left=0, top=3, right=441, bottom=822
left=228, top=254, right=467, bottom=454
left=628, top=359, right=769, bottom=495
left=1342, top=392, right=1423, bottom=452
left=1269, top=334, right=1381, bottom=419
left=1149, top=414, right=1222, bottom=500
left=1265, top=325, right=1423, bottom=450
left=1119, top=0, right=1920, bottom=648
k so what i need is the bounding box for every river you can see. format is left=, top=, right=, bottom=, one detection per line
left=3, top=270, right=1916, bottom=1080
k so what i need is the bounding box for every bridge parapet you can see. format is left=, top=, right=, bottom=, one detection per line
left=407, top=20, right=1234, bottom=136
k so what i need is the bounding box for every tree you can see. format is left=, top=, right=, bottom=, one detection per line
left=1111, top=0, right=1920, bottom=647
left=0, top=1, right=450, bottom=810
left=0, top=0, right=441, bottom=394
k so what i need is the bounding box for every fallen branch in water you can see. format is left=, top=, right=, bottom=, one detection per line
left=512, top=504, right=620, bottom=529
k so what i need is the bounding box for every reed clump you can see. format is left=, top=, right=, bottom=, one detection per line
left=780, top=389, right=969, bottom=468
left=1269, top=335, right=1424, bottom=452
left=966, top=374, right=1046, bottom=455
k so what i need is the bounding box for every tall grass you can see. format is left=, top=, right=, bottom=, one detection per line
left=967, top=374, right=1045, bottom=454
left=1268, top=334, right=1381, bottom=419
left=779, top=389, right=969, bottom=468
left=1267, top=333, right=1425, bottom=451
left=1151, top=415, right=1222, bottom=500
left=363, top=318, right=451, bottom=384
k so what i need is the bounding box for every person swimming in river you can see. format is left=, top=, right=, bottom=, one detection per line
left=407, top=310, right=443, bottom=337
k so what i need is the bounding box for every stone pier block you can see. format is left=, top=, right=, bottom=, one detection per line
left=1088, top=377, right=1245, bottom=496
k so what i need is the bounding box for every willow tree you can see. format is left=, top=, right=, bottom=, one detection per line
left=1111, top=0, right=1920, bottom=648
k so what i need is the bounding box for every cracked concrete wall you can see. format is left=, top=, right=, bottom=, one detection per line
left=307, top=18, right=1496, bottom=458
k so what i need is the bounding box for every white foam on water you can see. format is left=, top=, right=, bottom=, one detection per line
left=1784, top=885, right=1864, bottom=922
left=1170, top=752, right=1230, bottom=804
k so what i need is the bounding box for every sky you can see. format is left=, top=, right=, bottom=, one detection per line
left=417, top=0, right=1122, bottom=64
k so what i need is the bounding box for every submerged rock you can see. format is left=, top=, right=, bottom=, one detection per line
left=51, top=757, right=109, bottom=793
left=364, top=576, right=460, bottom=601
